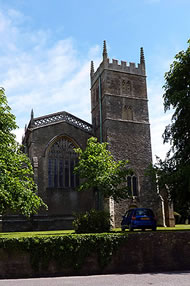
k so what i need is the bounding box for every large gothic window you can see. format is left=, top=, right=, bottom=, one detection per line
left=48, top=137, right=79, bottom=189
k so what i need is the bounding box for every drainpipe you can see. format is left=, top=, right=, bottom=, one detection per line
left=97, top=75, right=103, bottom=210
left=98, top=76, right=103, bottom=143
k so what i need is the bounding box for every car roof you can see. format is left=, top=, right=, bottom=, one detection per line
left=128, top=208, right=152, bottom=211
left=135, top=208, right=151, bottom=210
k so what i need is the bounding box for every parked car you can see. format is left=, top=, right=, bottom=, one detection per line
left=121, top=208, right=157, bottom=231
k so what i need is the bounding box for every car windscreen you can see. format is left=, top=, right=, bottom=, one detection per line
left=135, top=209, right=154, bottom=216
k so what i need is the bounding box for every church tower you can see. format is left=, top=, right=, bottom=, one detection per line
left=90, top=41, right=160, bottom=226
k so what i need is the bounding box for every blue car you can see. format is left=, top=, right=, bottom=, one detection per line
left=121, top=208, right=157, bottom=231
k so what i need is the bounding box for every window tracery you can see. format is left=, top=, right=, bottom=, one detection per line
left=48, top=137, right=79, bottom=189
left=121, top=79, right=132, bottom=95
left=126, top=80, right=131, bottom=94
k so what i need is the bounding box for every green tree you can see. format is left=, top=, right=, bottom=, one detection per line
left=0, top=87, right=47, bottom=216
left=155, top=40, right=190, bottom=218
left=74, top=137, right=133, bottom=206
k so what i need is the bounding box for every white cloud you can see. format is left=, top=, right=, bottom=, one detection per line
left=148, top=75, right=173, bottom=162
left=150, top=114, right=171, bottom=162
left=0, top=8, right=101, bottom=144
left=13, top=128, right=24, bottom=144
left=146, top=47, right=176, bottom=162
left=7, top=9, right=27, bottom=24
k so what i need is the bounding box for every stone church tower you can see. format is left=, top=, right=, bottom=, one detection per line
left=91, top=41, right=161, bottom=226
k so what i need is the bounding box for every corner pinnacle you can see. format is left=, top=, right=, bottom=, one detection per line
left=103, top=40, right=108, bottom=60
left=31, top=108, right=34, bottom=120
left=90, top=60, right=94, bottom=76
left=140, top=47, right=145, bottom=65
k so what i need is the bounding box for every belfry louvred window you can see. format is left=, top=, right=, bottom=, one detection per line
left=48, top=137, right=79, bottom=188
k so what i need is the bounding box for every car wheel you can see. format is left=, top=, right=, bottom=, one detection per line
left=121, top=227, right=125, bottom=232
left=152, top=227, right=157, bottom=231
left=141, top=228, right=145, bottom=231
left=129, top=224, right=134, bottom=231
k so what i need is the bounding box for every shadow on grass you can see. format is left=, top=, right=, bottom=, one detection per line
left=1, top=225, right=190, bottom=238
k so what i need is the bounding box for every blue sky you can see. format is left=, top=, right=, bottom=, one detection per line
left=0, top=0, right=190, bottom=161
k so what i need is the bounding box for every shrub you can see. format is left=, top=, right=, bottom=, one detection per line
left=73, top=209, right=111, bottom=233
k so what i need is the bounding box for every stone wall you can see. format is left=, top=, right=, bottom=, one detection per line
left=0, top=231, right=190, bottom=278
left=2, top=214, right=74, bottom=232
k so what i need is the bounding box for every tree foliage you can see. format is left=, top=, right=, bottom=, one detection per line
left=0, top=87, right=47, bottom=216
left=74, top=137, right=133, bottom=202
left=155, top=40, right=190, bottom=217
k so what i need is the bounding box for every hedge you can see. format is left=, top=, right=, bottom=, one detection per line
left=0, top=233, right=128, bottom=271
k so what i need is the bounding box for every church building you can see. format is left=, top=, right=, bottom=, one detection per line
left=3, top=41, right=175, bottom=231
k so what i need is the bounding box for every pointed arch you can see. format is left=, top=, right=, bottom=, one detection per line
left=127, top=174, right=139, bottom=197
left=46, top=135, right=79, bottom=189
left=126, top=80, right=132, bottom=94
left=127, top=106, right=133, bottom=120
left=122, top=105, right=134, bottom=121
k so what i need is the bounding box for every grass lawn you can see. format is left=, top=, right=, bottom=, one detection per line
left=0, top=229, right=74, bottom=238
left=113, top=224, right=190, bottom=232
left=0, top=224, right=190, bottom=238
left=157, top=224, right=190, bottom=230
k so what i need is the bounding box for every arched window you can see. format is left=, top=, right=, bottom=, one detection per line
left=127, top=106, right=133, bottom=120
left=122, top=105, right=134, bottom=121
left=48, top=137, right=79, bottom=189
left=121, top=80, right=132, bottom=95
left=126, top=81, right=131, bottom=94
left=127, top=175, right=138, bottom=197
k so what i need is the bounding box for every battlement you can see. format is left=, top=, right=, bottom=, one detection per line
left=107, top=58, right=143, bottom=73
left=91, top=57, right=145, bottom=86
left=91, top=41, right=146, bottom=86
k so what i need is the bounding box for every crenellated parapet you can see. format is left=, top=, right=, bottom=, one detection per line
left=91, top=41, right=146, bottom=87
